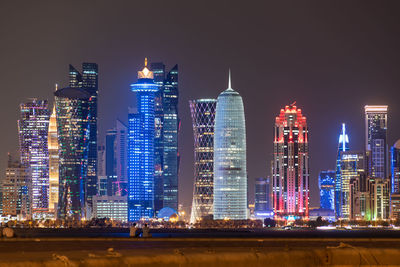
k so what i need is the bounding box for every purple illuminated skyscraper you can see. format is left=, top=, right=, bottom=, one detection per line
left=18, top=99, right=50, bottom=218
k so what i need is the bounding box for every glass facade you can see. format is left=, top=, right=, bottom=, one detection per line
left=55, top=87, right=90, bottom=220
left=18, top=99, right=50, bottom=217
left=338, top=152, right=365, bottom=220
left=319, top=170, right=335, bottom=210
left=1, top=158, right=31, bottom=220
left=189, top=99, right=216, bottom=223
left=104, top=120, right=128, bottom=196
left=128, top=59, right=159, bottom=221
left=391, top=140, right=400, bottom=194
left=69, top=63, right=99, bottom=209
left=150, top=62, right=179, bottom=213
left=365, top=105, right=388, bottom=179
left=335, top=123, right=349, bottom=218
left=255, top=177, right=270, bottom=212
left=213, top=75, right=247, bottom=220
left=272, top=104, right=309, bottom=220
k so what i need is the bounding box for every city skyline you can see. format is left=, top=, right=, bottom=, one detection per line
left=2, top=1, right=400, bottom=210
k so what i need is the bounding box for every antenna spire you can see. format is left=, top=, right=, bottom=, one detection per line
left=228, top=69, right=231, bottom=89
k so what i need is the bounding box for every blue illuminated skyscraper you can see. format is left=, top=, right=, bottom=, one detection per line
left=319, top=170, right=335, bottom=210
left=128, top=59, right=159, bottom=221
left=335, top=123, right=349, bottom=218
left=213, top=71, right=247, bottom=220
left=391, top=140, right=400, bottom=194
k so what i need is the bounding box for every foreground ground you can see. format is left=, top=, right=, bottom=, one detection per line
left=1, top=229, right=400, bottom=266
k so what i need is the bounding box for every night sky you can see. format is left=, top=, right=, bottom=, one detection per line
left=1, top=1, right=400, bottom=209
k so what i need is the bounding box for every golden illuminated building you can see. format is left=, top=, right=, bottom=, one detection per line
left=48, top=104, right=59, bottom=213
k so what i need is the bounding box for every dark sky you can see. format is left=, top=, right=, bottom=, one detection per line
left=1, top=1, right=400, bottom=209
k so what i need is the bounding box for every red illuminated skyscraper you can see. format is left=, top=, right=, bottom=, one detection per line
left=272, top=103, right=309, bottom=220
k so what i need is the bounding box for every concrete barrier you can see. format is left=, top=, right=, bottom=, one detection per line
left=2, top=246, right=400, bottom=266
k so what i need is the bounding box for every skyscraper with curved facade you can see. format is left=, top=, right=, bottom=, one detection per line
left=189, top=99, right=216, bottom=223
left=128, top=59, right=159, bottom=221
left=213, top=73, right=247, bottom=220
left=272, top=104, right=309, bottom=220
left=55, top=87, right=90, bottom=220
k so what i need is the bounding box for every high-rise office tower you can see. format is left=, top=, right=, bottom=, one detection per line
left=18, top=99, right=50, bottom=217
left=255, top=177, right=271, bottom=215
left=55, top=86, right=90, bottom=220
left=69, top=63, right=98, bottom=208
left=104, top=120, right=128, bottom=196
left=335, top=123, right=349, bottom=218
left=338, top=151, right=365, bottom=220
left=97, top=145, right=106, bottom=177
left=272, top=103, right=309, bottom=220
left=150, top=62, right=179, bottom=213
left=115, top=120, right=128, bottom=196
left=349, top=172, right=370, bottom=220
left=105, top=128, right=118, bottom=196
left=365, top=105, right=388, bottom=179
left=318, top=170, right=335, bottom=210
left=213, top=72, right=247, bottom=220
left=128, top=59, right=159, bottom=221
left=391, top=140, right=400, bottom=194
left=189, top=99, right=217, bottom=223
left=48, top=104, right=59, bottom=213
left=1, top=155, right=31, bottom=220
left=368, top=177, right=390, bottom=220
left=150, top=62, right=165, bottom=213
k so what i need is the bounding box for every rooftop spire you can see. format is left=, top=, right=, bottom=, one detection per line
left=228, top=69, right=231, bottom=89
left=138, top=57, right=154, bottom=79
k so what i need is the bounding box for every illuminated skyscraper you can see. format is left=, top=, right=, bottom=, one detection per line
left=105, top=128, right=118, bottom=196
left=150, top=62, right=179, bottom=213
left=369, top=177, right=390, bottom=220
left=69, top=63, right=98, bottom=208
left=18, top=99, right=50, bottom=217
left=189, top=99, right=216, bottom=223
left=104, top=120, right=128, bottom=196
left=335, top=123, right=349, bottom=218
left=1, top=155, right=31, bottom=220
left=365, top=105, right=388, bottom=179
left=272, top=103, right=309, bottom=220
left=128, top=59, right=159, bottom=221
left=213, top=72, right=247, bottom=220
left=55, top=87, right=90, bottom=220
left=318, top=170, right=335, bottom=210
left=338, top=151, right=365, bottom=220
left=48, top=104, right=59, bottom=213
left=391, top=140, right=400, bottom=194
left=255, top=177, right=271, bottom=217
left=115, top=120, right=128, bottom=196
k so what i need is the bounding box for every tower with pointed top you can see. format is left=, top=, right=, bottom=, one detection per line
left=128, top=59, right=159, bottom=221
left=213, top=71, right=247, bottom=220
left=272, top=104, right=309, bottom=220
left=48, top=104, right=59, bottom=213
left=335, top=123, right=349, bottom=218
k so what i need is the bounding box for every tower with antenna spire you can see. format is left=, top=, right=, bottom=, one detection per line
left=213, top=70, right=248, bottom=220
left=128, top=58, right=159, bottom=221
